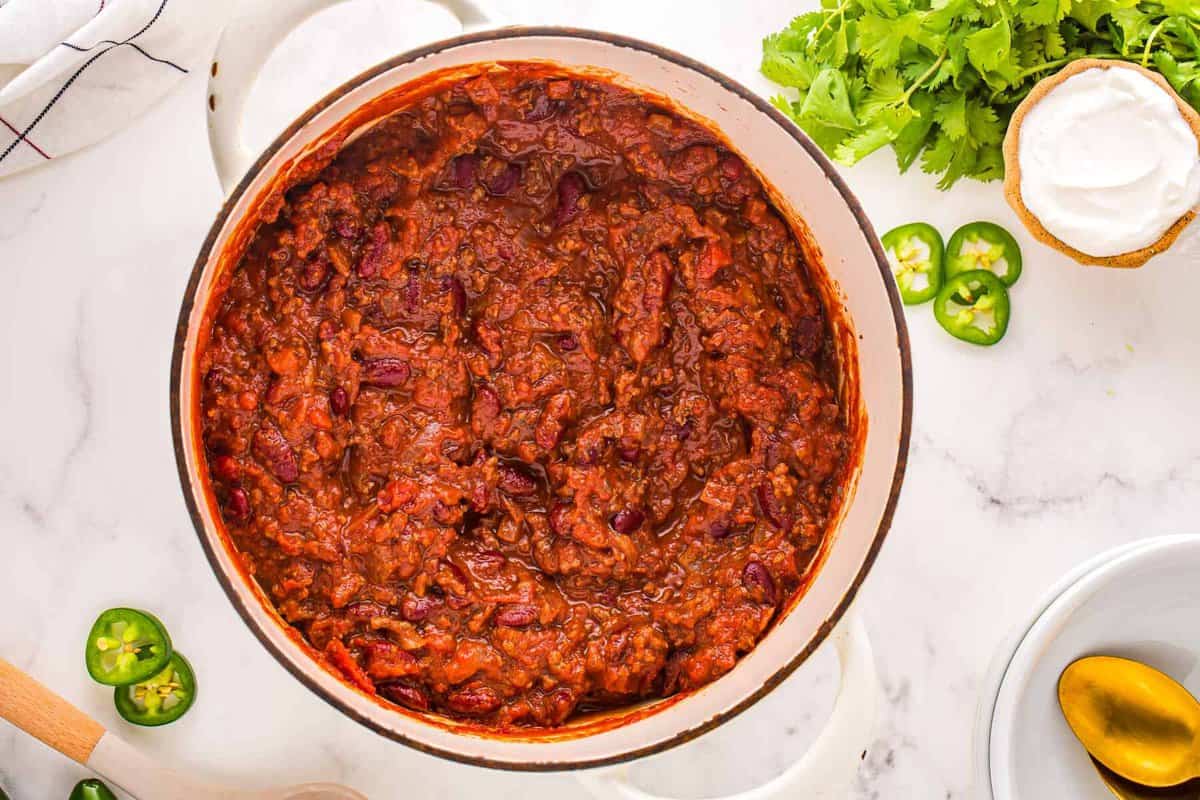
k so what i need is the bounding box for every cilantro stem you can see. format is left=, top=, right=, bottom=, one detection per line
left=1010, top=52, right=1123, bottom=86
left=1013, top=58, right=1071, bottom=83
left=1143, top=19, right=1169, bottom=68
left=904, top=50, right=948, bottom=102
left=812, top=0, right=851, bottom=42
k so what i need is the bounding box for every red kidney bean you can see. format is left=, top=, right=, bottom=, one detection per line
left=664, top=420, right=693, bottom=441
left=329, top=386, right=350, bottom=416
left=227, top=487, right=251, bottom=520
left=401, top=595, right=439, bottom=622
left=373, top=639, right=418, bottom=663
left=719, top=153, right=744, bottom=181
left=764, top=433, right=790, bottom=470
left=708, top=519, right=731, bottom=539
left=618, top=444, right=640, bottom=463
left=403, top=274, right=421, bottom=311
left=553, top=172, right=586, bottom=226
left=298, top=254, right=329, bottom=292
left=486, top=162, right=521, bottom=196
left=380, top=682, right=430, bottom=712
left=609, top=508, right=645, bottom=534
left=498, top=463, right=538, bottom=496
left=333, top=214, right=361, bottom=240
left=495, top=604, right=537, bottom=628
left=345, top=601, right=389, bottom=619
left=212, top=454, right=241, bottom=482
left=450, top=154, right=479, bottom=189
left=356, top=221, right=390, bottom=279
left=576, top=444, right=601, bottom=466
left=447, top=684, right=501, bottom=715
left=556, top=333, right=578, bottom=351
left=524, top=92, right=557, bottom=121
left=360, top=357, right=411, bottom=388
left=793, top=316, right=823, bottom=359
left=742, top=561, right=777, bottom=605
left=446, top=594, right=473, bottom=610
left=548, top=502, right=571, bottom=536
left=471, top=384, right=501, bottom=432
left=432, top=501, right=459, bottom=525
left=756, top=482, right=787, bottom=530
left=446, top=276, right=468, bottom=316
left=252, top=423, right=299, bottom=483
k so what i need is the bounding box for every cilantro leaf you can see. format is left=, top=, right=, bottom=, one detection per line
left=802, top=68, right=860, bottom=129
left=1019, top=0, right=1072, bottom=26
left=965, top=19, right=1013, bottom=75
left=835, top=121, right=897, bottom=163
left=858, top=13, right=922, bottom=69
left=1162, top=0, right=1200, bottom=19
left=762, top=38, right=820, bottom=89
left=933, top=91, right=968, bottom=139
left=893, top=91, right=937, bottom=171
left=1069, top=0, right=1138, bottom=31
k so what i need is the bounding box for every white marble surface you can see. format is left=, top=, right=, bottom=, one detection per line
left=2, top=1, right=1200, bottom=798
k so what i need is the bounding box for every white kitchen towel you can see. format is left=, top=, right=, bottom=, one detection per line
left=0, top=0, right=232, bottom=177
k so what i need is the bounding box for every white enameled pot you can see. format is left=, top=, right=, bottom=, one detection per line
left=170, top=3, right=912, bottom=797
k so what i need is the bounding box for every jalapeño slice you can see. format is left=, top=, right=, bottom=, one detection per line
left=114, top=652, right=196, bottom=727
left=945, top=221, right=1022, bottom=286
left=882, top=222, right=944, bottom=304
left=85, top=608, right=172, bottom=687
left=933, top=270, right=1011, bottom=346
left=69, top=779, right=118, bottom=800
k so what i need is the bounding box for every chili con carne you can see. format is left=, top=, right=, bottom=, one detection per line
left=198, top=64, right=853, bottom=727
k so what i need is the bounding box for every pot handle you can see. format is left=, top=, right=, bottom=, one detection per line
left=577, top=610, right=879, bottom=800
left=206, top=0, right=495, bottom=195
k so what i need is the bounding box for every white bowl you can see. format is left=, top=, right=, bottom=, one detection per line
left=974, top=535, right=1200, bottom=798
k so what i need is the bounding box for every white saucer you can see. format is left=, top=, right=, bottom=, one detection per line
left=973, top=535, right=1200, bottom=799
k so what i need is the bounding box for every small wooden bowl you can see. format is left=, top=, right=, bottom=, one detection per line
left=1002, top=58, right=1200, bottom=269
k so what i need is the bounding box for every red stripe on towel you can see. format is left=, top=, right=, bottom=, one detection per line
left=0, top=115, right=51, bottom=160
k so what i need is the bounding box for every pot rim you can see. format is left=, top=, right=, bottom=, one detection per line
left=169, top=24, right=913, bottom=771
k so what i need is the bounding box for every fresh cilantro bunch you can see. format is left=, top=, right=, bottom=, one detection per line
left=762, top=0, right=1200, bottom=189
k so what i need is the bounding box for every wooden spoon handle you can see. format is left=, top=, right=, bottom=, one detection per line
left=0, top=657, right=105, bottom=764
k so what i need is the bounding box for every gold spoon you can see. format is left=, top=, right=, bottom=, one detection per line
left=1060, top=656, right=1200, bottom=789
left=1090, top=756, right=1200, bottom=800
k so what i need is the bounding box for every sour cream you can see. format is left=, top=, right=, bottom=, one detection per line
left=1018, top=66, right=1200, bottom=257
